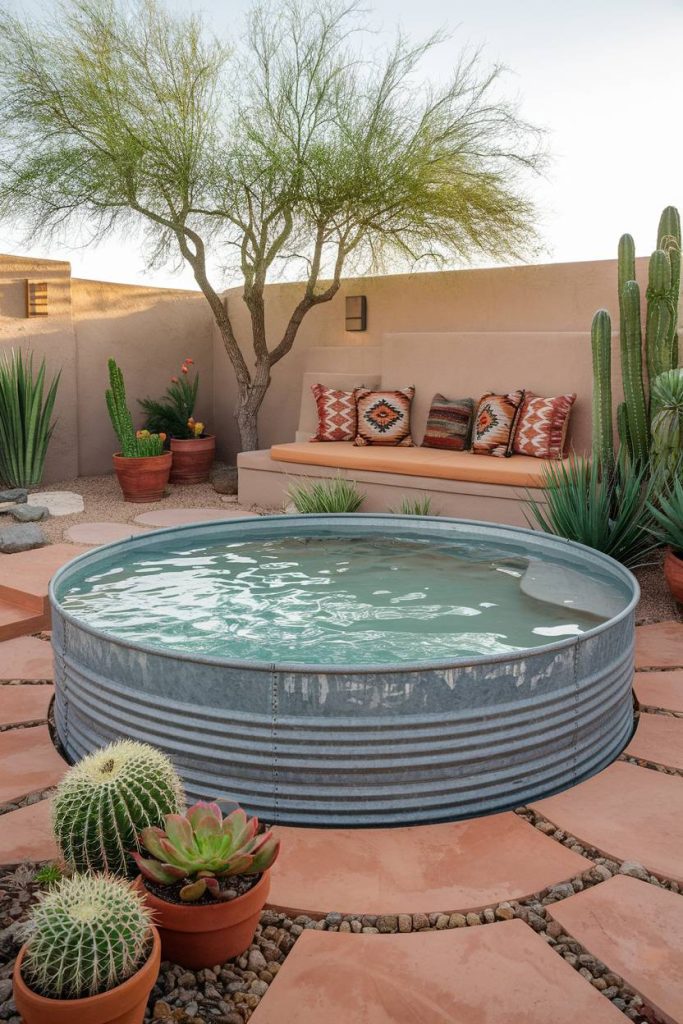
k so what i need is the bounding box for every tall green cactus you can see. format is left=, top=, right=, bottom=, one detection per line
left=591, top=309, right=614, bottom=471
left=620, top=280, right=650, bottom=463
left=105, top=358, right=137, bottom=456
left=658, top=205, right=681, bottom=368
left=651, top=368, right=683, bottom=479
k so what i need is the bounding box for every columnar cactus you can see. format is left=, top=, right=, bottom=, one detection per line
left=620, top=279, right=650, bottom=462
left=590, top=309, right=614, bottom=471
left=651, top=368, right=683, bottom=479
left=658, top=205, right=681, bottom=368
left=53, top=740, right=184, bottom=876
left=21, top=874, right=153, bottom=1000
left=105, top=358, right=137, bottom=456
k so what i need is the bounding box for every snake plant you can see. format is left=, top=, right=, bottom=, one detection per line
left=0, top=349, right=60, bottom=487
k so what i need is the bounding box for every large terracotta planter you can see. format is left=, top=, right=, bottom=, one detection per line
left=113, top=452, right=172, bottom=503
left=136, top=871, right=270, bottom=969
left=170, top=435, right=216, bottom=485
left=664, top=547, right=683, bottom=604
left=12, top=927, right=160, bottom=1024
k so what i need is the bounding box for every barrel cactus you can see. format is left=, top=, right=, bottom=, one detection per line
left=53, top=740, right=184, bottom=876
left=21, top=874, right=153, bottom=1000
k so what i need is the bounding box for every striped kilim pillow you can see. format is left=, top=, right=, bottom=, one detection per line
left=422, top=394, right=475, bottom=451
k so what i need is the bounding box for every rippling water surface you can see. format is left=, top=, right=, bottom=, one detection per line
left=58, top=535, right=618, bottom=665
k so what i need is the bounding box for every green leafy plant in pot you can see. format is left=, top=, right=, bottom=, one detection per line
left=140, top=358, right=215, bottom=484
left=648, top=475, right=683, bottom=604
left=106, top=359, right=171, bottom=502
left=133, top=800, right=280, bottom=968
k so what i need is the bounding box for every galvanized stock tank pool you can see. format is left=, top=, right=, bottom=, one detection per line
left=50, top=514, right=639, bottom=826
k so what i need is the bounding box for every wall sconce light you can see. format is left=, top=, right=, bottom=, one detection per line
left=345, top=295, right=367, bottom=332
left=26, top=281, right=48, bottom=317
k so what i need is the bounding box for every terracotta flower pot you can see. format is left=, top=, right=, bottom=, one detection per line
left=136, top=872, right=270, bottom=969
left=12, top=927, right=160, bottom=1024
left=664, top=547, right=683, bottom=604
left=113, top=452, right=172, bottom=503
left=169, top=435, right=216, bottom=485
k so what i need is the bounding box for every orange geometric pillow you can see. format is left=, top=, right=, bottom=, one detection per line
left=472, top=391, right=525, bottom=457
left=310, top=384, right=358, bottom=442
left=354, top=387, right=415, bottom=446
left=513, top=393, right=576, bottom=459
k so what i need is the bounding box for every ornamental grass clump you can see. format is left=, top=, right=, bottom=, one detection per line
left=288, top=476, right=364, bottom=513
left=0, top=348, right=60, bottom=487
left=392, top=495, right=437, bottom=516
left=53, top=740, right=184, bottom=876
left=21, top=874, right=153, bottom=1000
left=134, top=801, right=280, bottom=902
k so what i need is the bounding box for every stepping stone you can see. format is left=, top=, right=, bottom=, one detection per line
left=634, top=670, right=683, bottom=713
left=0, top=725, right=65, bottom=804
left=548, top=875, right=683, bottom=1024
left=27, top=490, right=84, bottom=516
left=0, top=523, right=46, bottom=553
left=0, top=637, right=53, bottom=680
left=0, top=684, right=53, bottom=727
left=531, top=761, right=683, bottom=884
left=0, top=543, right=89, bottom=614
left=636, top=621, right=683, bottom=670
left=626, top=712, right=683, bottom=771
left=269, top=813, right=591, bottom=917
left=250, top=919, right=624, bottom=1024
left=133, top=508, right=258, bottom=527
left=65, top=521, right=148, bottom=546
left=0, top=797, right=58, bottom=865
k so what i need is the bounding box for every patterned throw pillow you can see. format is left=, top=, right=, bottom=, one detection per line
left=310, top=383, right=358, bottom=442
left=472, top=390, right=525, bottom=457
left=422, top=394, right=475, bottom=451
left=513, top=392, right=576, bottom=459
left=354, top=387, right=415, bottom=446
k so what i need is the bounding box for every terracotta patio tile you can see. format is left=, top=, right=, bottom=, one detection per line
left=634, top=670, right=683, bottom=713
left=626, top=712, right=683, bottom=771
left=635, top=622, right=683, bottom=670
left=0, top=797, right=58, bottom=866
left=0, top=543, right=89, bottom=612
left=531, top=761, right=683, bottom=884
left=268, top=812, right=591, bottom=917
left=0, top=636, right=53, bottom=680
left=64, top=521, right=148, bottom=545
left=0, top=684, right=53, bottom=727
left=0, top=725, right=65, bottom=804
left=133, top=507, right=259, bottom=527
left=250, top=920, right=625, bottom=1024
left=549, top=875, right=683, bottom=1024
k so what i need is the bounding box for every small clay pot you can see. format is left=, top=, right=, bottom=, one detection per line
left=170, top=435, right=216, bottom=485
left=113, top=452, right=172, bottom=503
left=664, top=547, right=683, bottom=604
left=136, top=872, right=270, bottom=969
left=12, top=927, right=160, bottom=1024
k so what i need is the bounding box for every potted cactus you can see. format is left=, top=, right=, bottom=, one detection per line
left=12, top=874, right=160, bottom=1024
left=648, top=476, right=683, bottom=603
left=106, top=358, right=172, bottom=502
left=53, top=740, right=184, bottom=876
left=133, top=800, right=280, bottom=968
left=139, top=359, right=215, bottom=484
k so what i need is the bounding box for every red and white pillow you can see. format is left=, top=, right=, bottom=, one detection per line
left=513, top=393, right=576, bottom=459
left=310, top=383, right=358, bottom=442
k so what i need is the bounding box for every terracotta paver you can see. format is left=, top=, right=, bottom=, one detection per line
left=0, top=725, right=65, bottom=804
left=0, top=797, right=58, bottom=865
left=0, top=684, right=53, bottom=727
left=64, top=521, right=148, bottom=545
left=531, top=761, right=683, bottom=884
left=250, top=920, right=624, bottom=1024
left=269, top=813, right=591, bottom=916
left=626, top=712, right=683, bottom=771
left=0, top=543, right=89, bottom=612
left=549, top=875, right=683, bottom=1024
left=0, top=636, right=53, bottom=680
left=133, top=507, right=259, bottom=527
left=635, top=621, right=683, bottom=670
left=634, top=670, right=683, bottom=713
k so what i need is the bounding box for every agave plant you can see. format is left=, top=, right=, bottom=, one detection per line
left=133, top=801, right=280, bottom=902
left=648, top=476, right=683, bottom=556
left=0, top=349, right=60, bottom=487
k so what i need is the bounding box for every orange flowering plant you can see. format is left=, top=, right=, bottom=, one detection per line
left=139, top=359, right=207, bottom=440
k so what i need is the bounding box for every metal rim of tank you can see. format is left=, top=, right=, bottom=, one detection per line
left=49, top=513, right=640, bottom=673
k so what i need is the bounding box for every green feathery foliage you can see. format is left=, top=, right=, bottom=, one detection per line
left=140, top=359, right=202, bottom=439
left=53, top=740, right=184, bottom=876
left=0, top=349, right=60, bottom=487
left=21, top=874, right=153, bottom=1000
left=648, top=475, right=683, bottom=556
left=392, top=495, right=437, bottom=516
left=288, top=476, right=364, bottom=513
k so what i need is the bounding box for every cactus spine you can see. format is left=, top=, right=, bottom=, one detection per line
left=21, top=874, right=153, bottom=1000
left=53, top=740, right=184, bottom=876
left=591, top=309, right=614, bottom=471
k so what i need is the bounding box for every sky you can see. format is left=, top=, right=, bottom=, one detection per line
left=2, top=0, right=682, bottom=289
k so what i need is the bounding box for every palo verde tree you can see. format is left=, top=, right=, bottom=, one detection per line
left=0, top=0, right=545, bottom=450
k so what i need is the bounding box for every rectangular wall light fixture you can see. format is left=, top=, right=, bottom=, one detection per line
left=345, top=295, right=367, bottom=332
left=26, top=281, right=48, bottom=317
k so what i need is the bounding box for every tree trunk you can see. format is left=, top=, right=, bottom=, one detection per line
left=235, top=367, right=270, bottom=453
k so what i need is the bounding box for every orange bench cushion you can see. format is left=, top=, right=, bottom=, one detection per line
left=269, top=443, right=561, bottom=488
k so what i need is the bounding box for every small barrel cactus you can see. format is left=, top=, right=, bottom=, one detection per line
left=53, top=740, right=184, bottom=876
left=21, top=874, right=153, bottom=1000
